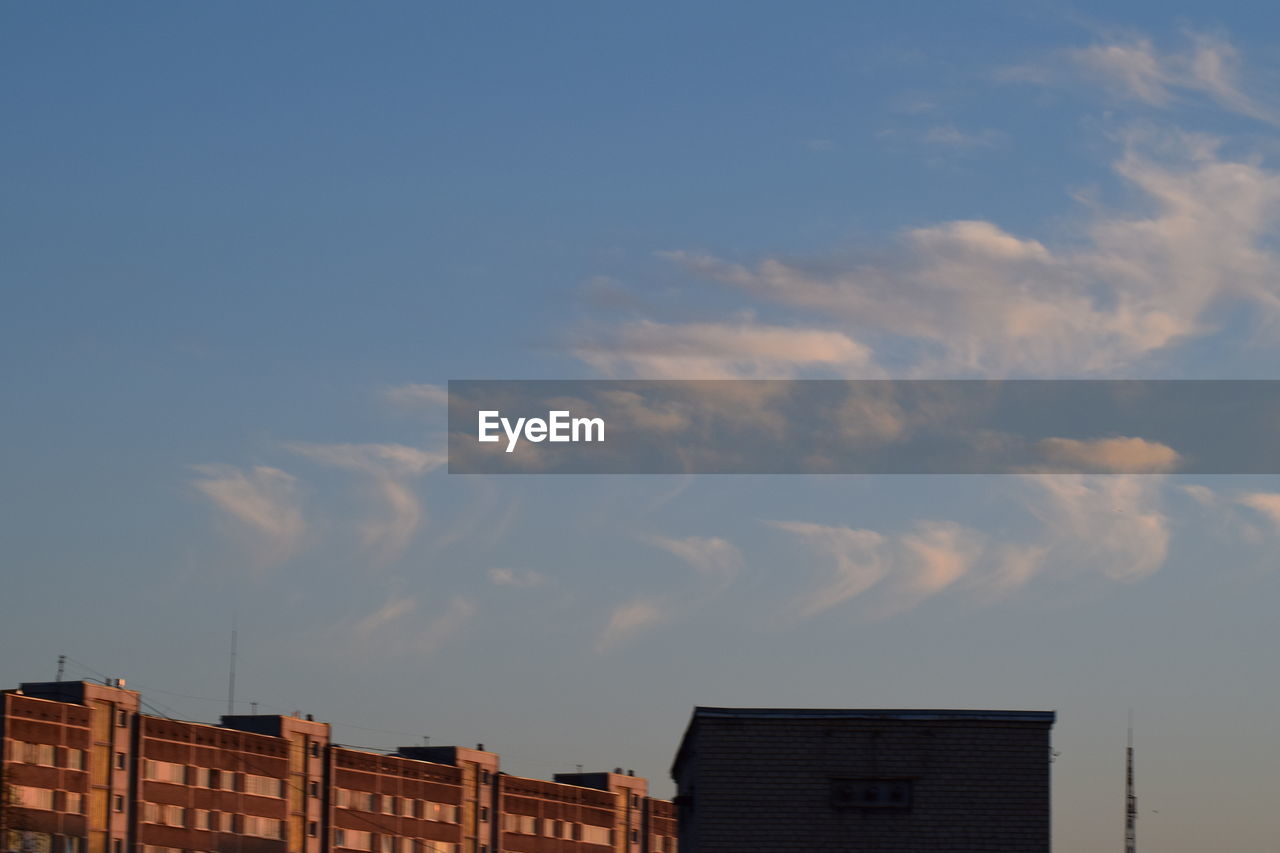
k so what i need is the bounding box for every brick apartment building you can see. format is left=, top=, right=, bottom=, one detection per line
left=671, top=707, right=1055, bottom=853
left=1, top=680, right=677, bottom=853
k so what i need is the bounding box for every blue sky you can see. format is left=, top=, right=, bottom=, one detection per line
left=7, top=2, right=1280, bottom=850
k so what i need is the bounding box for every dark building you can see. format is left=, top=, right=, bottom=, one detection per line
left=671, top=707, right=1055, bottom=853
left=1, top=680, right=677, bottom=853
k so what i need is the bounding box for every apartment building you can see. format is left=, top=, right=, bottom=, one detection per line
left=1, top=680, right=676, bottom=853
left=671, top=706, right=1055, bottom=853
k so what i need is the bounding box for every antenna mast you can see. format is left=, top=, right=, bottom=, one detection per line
left=1125, top=715, right=1136, bottom=853
left=227, top=628, right=237, bottom=716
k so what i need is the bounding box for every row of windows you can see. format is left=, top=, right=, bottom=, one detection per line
left=8, top=786, right=84, bottom=814
left=3, top=830, right=83, bottom=853
left=6, top=740, right=86, bottom=770
left=138, top=804, right=285, bottom=839
left=333, top=789, right=458, bottom=823
left=500, top=814, right=613, bottom=845
left=332, top=831, right=457, bottom=853
left=142, top=761, right=284, bottom=798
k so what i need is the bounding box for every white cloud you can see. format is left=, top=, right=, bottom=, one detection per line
left=191, top=465, right=305, bottom=567
left=770, top=522, right=888, bottom=618
left=348, top=594, right=475, bottom=656
left=1037, top=436, right=1181, bottom=473
left=649, top=130, right=1280, bottom=378
left=575, top=319, right=874, bottom=379
left=1022, top=474, right=1170, bottom=583
left=645, top=535, right=743, bottom=591
left=286, top=442, right=444, bottom=563
left=771, top=473, right=1172, bottom=619
left=596, top=597, right=666, bottom=652
left=352, top=595, right=417, bottom=638
left=1070, top=33, right=1276, bottom=123
left=487, top=567, right=548, bottom=588
left=1235, top=492, right=1280, bottom=527
left=898, top=521, right=985, bottom=596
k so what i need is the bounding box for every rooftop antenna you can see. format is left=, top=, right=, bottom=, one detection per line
left=56, top=655, right=65, bottom=682
left=1125, top=711, right=1136, bottom=853
left=227, top=626, right=238, bottom=717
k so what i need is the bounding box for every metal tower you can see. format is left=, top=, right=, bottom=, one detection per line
left=1125, top=720, right=1136, bottom=853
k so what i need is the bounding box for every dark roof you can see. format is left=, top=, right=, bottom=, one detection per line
left=671, top=706, right=1056, bottom=779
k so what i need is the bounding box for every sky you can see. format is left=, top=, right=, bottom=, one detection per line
left=6, top=2, right=1280, bottom=850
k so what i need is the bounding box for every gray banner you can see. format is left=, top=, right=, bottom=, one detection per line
left=447, top=380, right=1280, bottom=474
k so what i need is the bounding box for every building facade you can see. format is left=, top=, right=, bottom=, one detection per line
left=671, top=707, right=1055, bottom=853
left=1, top=681, right=676, bottom=853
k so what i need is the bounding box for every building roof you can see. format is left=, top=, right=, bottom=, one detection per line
left=671, top=706, right=1056, bottom=779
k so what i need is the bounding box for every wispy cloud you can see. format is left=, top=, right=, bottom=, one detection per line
left=769, top=522, right=888, bottom=618
left=348, top=594, right=475, bottom=656
left=487, top=567, right=548, bottom=588
left=596, top=597, right=666, bottom=652
left=569, top=32, right=1280, bottom=382
left=645, top=534, right=743, bottom=592
left=1021, top=474, right=1170, bottom=583
left=772, top=472, right=1172, bottom=619
left=191, top=465, right=305, bottom=568
left=1036, top=436, right=1181, bottom=473
left=286, top=442, right=444, bottom=563
left=1235, top=491, right=1280, bottom=528
left=646, top=130, right=1280, bottom=378
left=1069, top=32, right=1277, bottom=123
left=575, top=318, right=874, bottom=379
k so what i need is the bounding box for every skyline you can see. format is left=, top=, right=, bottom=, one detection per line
left=7, top=3, right=1280, bottom=850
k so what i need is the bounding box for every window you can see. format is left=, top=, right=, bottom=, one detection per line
left=380, top=836, right=396, bottom=853
left=112, top=795, right=124, bottom=813
left=116, top=710, right=127, bottom=727
left=144, top=804, right=185, bottom=827
left=14, top=786, right=55, bottom=810
left=112, top=839, right=123, bottom=853
left=478, top=806, right=489, bottom=822
left=244, top=774, right=283, bottom=798
left=309, top=781, right=319, bottom=798
left=581, top=825, right=612, bottom=845
left=23, top=742, right=56, bottom=766
left=145, top=760, right=187, bottom=784
left=335, top=829, right=371, bottom=850
left=421, top=801, right=457, bottom=823
left=310, top=742, right=320, bottom=758
left=65, top=792, right=84, bottom=814
left=829, top=778, right=914, bottom=813
left=242, top=816, right=283, bottom=839
left=308, top=822, right=318, bottom=838
left=114, top=752, right=126, bottom=770
left=66, top=749, right=85, bottom=770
